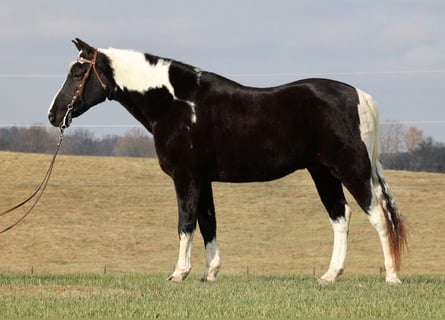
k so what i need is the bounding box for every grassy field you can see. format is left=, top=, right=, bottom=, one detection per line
left=0, top=151, right=444, bottom=317
left=0, top=273, right=444, bottom=318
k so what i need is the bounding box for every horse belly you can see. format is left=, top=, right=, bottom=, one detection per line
left=212, top=134, right=310, bottom=182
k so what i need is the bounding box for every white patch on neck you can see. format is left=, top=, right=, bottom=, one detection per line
left=99, top=47, right=198, bottom=124
left=99, top=48, right=175, bottom=96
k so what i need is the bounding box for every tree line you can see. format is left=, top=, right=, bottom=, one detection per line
left=379, top=122, right=445, bottom=173
left=381, top=136, right=445, bottom=173
left=0, top=126, right=156, bottom=158
left=1, top=124, right=444, bottom=173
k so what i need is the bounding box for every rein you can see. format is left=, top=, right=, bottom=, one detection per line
left=0, top=125, right=67, bottom=234
left=0, top=49, right=107, bottom=234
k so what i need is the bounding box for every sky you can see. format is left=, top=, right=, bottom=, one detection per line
left=1, top=0, right=445, bottom=141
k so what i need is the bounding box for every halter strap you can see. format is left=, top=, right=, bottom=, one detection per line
left=69, top=50, right=107, bottom=106
left=62, top=49, right=108, bottom=130
left=78, top=50, right=107, bottom=90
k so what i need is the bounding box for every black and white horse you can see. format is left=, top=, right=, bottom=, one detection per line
left=48, top=39, right=406, bottom=284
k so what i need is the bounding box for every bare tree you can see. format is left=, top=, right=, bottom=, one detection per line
left=404, top=126, right=425, bottom=153
left=63, top=129, right=98, bottom=155
left=113, top=127, right=156, bottom=157
left=380, top=120, right=406, bottom=154
left=1, top=126, right=54, bottom=153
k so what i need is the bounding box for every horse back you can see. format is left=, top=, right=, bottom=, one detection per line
left=155, top=75, right=364, bottom=182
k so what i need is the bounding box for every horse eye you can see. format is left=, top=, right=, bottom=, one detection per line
left=70, top=63, right=86, bottom=80
left=71, top=71, right=83, bottom=80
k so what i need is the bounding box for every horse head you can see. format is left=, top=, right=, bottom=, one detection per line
left=48, top=38, right=113, bottom=129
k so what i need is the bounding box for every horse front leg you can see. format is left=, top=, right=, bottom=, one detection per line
left=197, top=181, right=221, bottom=282
left=320, top=204, right=351, bottom=284
left=167, top=175, right=200, bottom=282
left=308, top=166, right=351, bottom=284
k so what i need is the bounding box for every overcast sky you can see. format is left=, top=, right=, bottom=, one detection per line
left=1, top=0, right=445, bottom=141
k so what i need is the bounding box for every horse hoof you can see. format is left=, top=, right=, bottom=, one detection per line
left=200, top=266, right=220, bottom=283
left=386, top=278, right=402, bottom=285
left=167, top=271, right=190, bottom=282
left=317, top=277, right=335, bottom=285
left=200, top=274, right=217, bottom=283
left=167, top=274, right=184, bottom=282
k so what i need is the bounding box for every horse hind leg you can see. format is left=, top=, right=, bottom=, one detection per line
left=341, top=160, right=407, bottom=284
left=354, top=88, right=407, bottom=283
left=308, top=166, right=352, bottom=284
left=367, top=161, right=407, bottom=284
left=197, top=182, right=221, bottom=282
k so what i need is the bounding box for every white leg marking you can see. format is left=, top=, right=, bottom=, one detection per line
left=168, top=232, right=194, bottom=282
left=201, top=238, right=221, bottom=282
left=320, top=204, right=351, bottom=284
left=368, top=201, right=401, bottom=284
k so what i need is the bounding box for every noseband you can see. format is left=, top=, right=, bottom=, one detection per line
left=61, top=49, right=108, bottom=130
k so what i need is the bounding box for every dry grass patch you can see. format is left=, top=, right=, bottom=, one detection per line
left=0, top=151, right=444, bottom=277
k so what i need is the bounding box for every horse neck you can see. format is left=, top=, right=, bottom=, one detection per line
left=100, top=48, right=200, bottom=130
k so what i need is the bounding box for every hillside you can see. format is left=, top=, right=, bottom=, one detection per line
left=0, top=151, right=443, bottom=277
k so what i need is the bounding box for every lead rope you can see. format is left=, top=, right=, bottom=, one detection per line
left=0, top=108, right=71, bottom=234
left=0, top=48, right=102, bottom=233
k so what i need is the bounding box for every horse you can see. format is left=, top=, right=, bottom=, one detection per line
left=48, top=38, right=407, bottom=284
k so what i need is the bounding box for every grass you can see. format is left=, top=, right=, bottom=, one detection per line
left=0, top=151, right=444, bottom=317
left=0, top=273, right=444, bottom=318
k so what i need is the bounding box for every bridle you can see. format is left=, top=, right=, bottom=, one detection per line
left=61, top=49, right=108, bottom=130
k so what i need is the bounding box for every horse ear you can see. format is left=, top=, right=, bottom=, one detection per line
left=72, top=38, right=95, bottom=55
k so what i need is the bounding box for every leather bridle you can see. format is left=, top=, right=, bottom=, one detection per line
left=61, top=49, right=108, bottom=130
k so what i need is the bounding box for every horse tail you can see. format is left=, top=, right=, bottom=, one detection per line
left=359, top=89, right=408, bottom=271
left=373, top=158, right=408, bottom=271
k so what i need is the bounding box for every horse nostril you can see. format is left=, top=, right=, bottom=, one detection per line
left=48, top=112, right=55, bottom=124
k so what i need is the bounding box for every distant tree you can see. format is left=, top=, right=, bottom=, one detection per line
left=62, top=129, right=98, bottom=155
left=0, top=127, right=16, bottom=150
left=381, top=136, right=445, bottom=173
left=411, top=137, right=445, bottom=172
left=0, top=126, right=158, bottom=158
left=18, top=126, right=54, bottom=153
left=404, top=126, right=425, bottom=153
left=113, top=128, right=156, bottom=157
left=0, top=126, right=55, bottom=153
left=97, top=134, right=119, bottom=156
left=380, top=120, right=406, bottom=154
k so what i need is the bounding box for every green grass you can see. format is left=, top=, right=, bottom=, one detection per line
left=0, top=273, right=443, bottom=318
